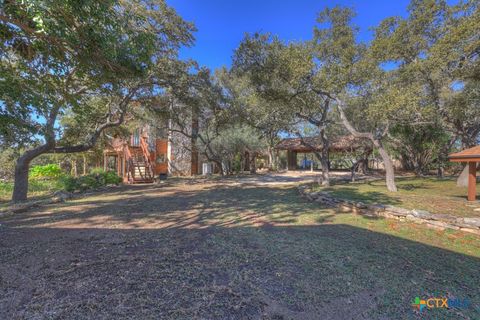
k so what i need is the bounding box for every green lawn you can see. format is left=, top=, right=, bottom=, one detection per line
left=316, top=176, right=480, bottom=218
left=0, top=180, right=60, bottom=203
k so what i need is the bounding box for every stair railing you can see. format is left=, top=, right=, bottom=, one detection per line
left=140, top=135, right=154, bottom=179
left=123, top=143, right=136, bottom=183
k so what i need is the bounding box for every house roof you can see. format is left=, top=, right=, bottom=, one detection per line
left=449, top=146, right=480, bottom=162
left=275, top=135, right=367, bottom=152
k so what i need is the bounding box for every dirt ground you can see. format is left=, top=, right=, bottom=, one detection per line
left=1, top=172, right=479, bottom=319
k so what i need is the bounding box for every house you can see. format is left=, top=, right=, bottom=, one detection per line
left=103, top=121, right=199, bottom=183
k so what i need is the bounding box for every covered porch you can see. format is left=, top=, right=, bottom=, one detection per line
left=276, top=135, right=370, bottom=171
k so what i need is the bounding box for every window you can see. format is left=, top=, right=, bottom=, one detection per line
left=156, top=127, right=167, bottom=139
left=156, top=153, right=166, bottom=164
left=132, top=128, right=140, bottom=146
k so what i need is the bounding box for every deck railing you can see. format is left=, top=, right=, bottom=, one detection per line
left=123, top=143, right=135, bottom=183
left=140, top=135, right=154, bottom=178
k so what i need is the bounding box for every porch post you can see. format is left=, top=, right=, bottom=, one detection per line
left=118, top=155, right=122, bottom=176
left=468, top=161, right=477, bottom=201
left=286, top=151, right=291, bottom=171
left=287, top=150, right=297, bottom=171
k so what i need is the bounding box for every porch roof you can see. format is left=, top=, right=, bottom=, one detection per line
left=275, top=135, right=366, bottom=153
left=448, top=146, right=480, bottom=162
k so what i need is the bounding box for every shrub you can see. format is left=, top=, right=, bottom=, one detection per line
left=104, top=171, right=122, bottom=184
left=90, top=168, right=122, bottom=185
left=78, top=175, right=102, bottom=191
left=30, top=164, right=64, bottom=180
left=59, top=169, right=121, bottom=192
left=60, top=176, right=79, bottom=192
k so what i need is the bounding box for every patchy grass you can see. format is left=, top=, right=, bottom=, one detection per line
left=315, top=176, right=480, bottom=218
left=0, top=180, right=60, bottom=203
left=1, top=177, right=479, bottom=319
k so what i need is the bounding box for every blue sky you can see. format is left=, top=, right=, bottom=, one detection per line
left=166, top=0, right=410, bottom=71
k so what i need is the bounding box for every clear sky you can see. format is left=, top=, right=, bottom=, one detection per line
left=166, top=0, right=411, bottom=71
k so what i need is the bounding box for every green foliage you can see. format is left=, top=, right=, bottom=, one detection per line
left=29, top=164, right=64, bottom=180
left=60, top=170, right=121, bottom=192
left=0, top=179, right=62, bottom=202
left=207, top=125, right=267, bottom=173
left=59, top=176, right=80, bottom=193
left=389, top=124, right=451, bottom=174
left=0, top=167, right=122, bottom=200
left=90, top=168, right=123, bottom=185
left=369, top=0, right=480, bottom=146
left=0, top=147, right=18, bottom=181
left=1, top=0, right=193, bottom=148
left=2, top=0, right=195, bottom=201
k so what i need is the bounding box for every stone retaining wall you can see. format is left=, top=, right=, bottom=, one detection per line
left=298, top=185, right=480, bottom=235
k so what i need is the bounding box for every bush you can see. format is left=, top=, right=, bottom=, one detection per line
left=59, top=169, right=121, bottom=192
left=30, top=164, right=64, bottom=180
left=60, top=176, right=79, bottom=192
left=104, top=171, right=122, bottom=184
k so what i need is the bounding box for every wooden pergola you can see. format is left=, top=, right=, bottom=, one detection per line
left=449, top=146, right=480, bottom=201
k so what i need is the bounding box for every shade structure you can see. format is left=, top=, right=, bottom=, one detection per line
left=275, top=135, right=368, bottom=171
left=275, top=135, right=365, bottom=153
left=449, top=146, right=480, bottom=201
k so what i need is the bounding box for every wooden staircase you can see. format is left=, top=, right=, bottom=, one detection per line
left=124, top=136, right=154, bottom=184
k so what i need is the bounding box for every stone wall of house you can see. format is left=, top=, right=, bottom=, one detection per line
left=169, top=129, right=193, bottom=176
left=298, top=185, right=480, bottom=235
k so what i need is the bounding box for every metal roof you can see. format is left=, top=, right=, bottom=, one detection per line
left=449, top=146, right=480, bottom=162
left=275, top=135, right=367, bottom=152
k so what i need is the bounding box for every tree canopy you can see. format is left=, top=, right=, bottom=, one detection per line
left=1, top=0, right=479, bottom=201
left=1, top=0, right=195, bottom=201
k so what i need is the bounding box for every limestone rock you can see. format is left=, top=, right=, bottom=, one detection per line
left=462, top=218, right=480, bottom=228
left=385, top=206, right=411, bottom=216
left=368, top=204, right=386, bottom=213
left=354, top=202, right=367, bottom=209
left=411, top=209, right=432, bottom=219
left=460, top=227, right=480, bottom=235
left=52, top=191, right=73, bottom=203
left=429, top=214, right=457, bottom=222
left=426, top=220, right=451, bottom=228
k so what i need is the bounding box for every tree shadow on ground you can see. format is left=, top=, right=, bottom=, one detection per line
left=2, top=184, right=325, bottom=229
left=1, top=182, right=479, bottom=319
left=0, top=224, right=478, bottom=320
left=325, top=187, right=402, bottom=206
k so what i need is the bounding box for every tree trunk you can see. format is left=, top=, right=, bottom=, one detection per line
left=244, top=151, right=250, bottom=172
left=267, top=146, right=275, bottom=171
left=71, top=160, right=78, bottom=177
left=319, top=129, right=330, bottom=186
left=457, top=164, right=473, bottom=187
left=12, top=159, right=29, bottom=202
left=437, top=166, right=445, bottom=178
left=250, top=154, right=257, bottom=174
left=438, top=136, right=457, bottom=179
left=319, top=156, right=329, bottom=186
left=374, top=140, right=397, bottom=192
left=336, top=98, right=397, bottom=192
left=351, top=162, right=359, bottom=182
left=83, top=154, right=87, bottom=175
left=12, top=144, right=51, bottom=202
left=359, top=150, right=371, bottom=174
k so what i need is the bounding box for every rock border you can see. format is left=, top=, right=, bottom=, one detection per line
left=298, top=185, right=480, bottom=235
